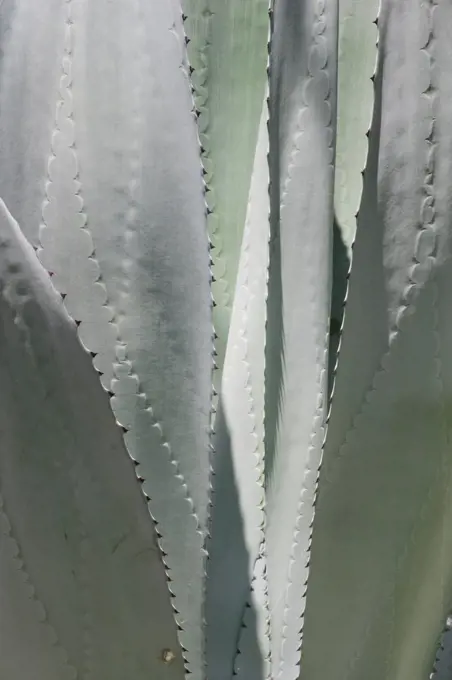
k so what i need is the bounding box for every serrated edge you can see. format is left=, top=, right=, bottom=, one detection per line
left=183, top=2, right=231, bottom=389
left=37, top=2, right=212, bottom=676
left=430, top=616, right=452, bottom=679
left=234, top=5, right=275, bottom=676
left=232, top=95, right=272, bottom=680
left=177, top=4, right=218, bottom=677
left=271, top=0, right=337, bottom=676
left=323, top=0, right=439, bottom=492
left=0, top=213, right=77, bottom=679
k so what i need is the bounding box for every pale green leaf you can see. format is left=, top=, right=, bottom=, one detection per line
left=0, top=0, right=67, bottom=247
left=265, top=1, right=338, bottom=677
left=31, top=2, right=213, bottom=676
left=302, top=3, right=452, bottom=678
left=183, top=0, right=269, bottom=375
left=334, top=0, right=379, bottom=253
left=206, top=97, right=270, bottom=680
left=303, top=278, right=452, bottom=680
left=0, top=198, right=184, bottom=679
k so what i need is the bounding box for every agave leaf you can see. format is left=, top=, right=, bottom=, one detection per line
left=0, top=0, right=67, bottom=246
left=327, top=0, right=379, bottom=386
left=183, top=0, right=269, bottom=377
left=233, top=99, right=271, bottom=680
left=234, top=555, right=271, bottom=680
left=265, top=1, right=338, bottom=677
left=432, top=0, right=452, bottom=274
left=34, top=2, right=213, bottom=677
left=302, top=2, right=452, bottom=678
left=318, top=0, right=434, bottom=512
left=334, top=0, right=379, bottom=253
left=302, top=277, right=452, bottom=680
left=0, top=199, right=184, bottom=679
left=322, top=39, right=384, bottom=489
left=377, top=0, right=438, bottom=333
left=206, top=97, right=270, bottom=680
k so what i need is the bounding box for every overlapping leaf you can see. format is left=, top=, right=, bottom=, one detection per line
left=183, top=0, right=269, bottom=377
left=265, top=1, right=338, bottom=677
left=0, top=198, right=184, bottom=679
left=334, top=0, right=379, bottom=253
left=206, top=98, right=270, bottom=680
left=8, top=1, right=214, bottom=676
left=1, top=2, right=452, bottom=680
left=302, top=3, right=452, bottom=679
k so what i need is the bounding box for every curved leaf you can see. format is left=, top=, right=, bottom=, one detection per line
left=334, top=0, right=379, bottom=252
left=265, top=1, right=338, bottom=677
left=34, top=2, right=213, bottom=676
left=303, top=277, right=452, bottom=680
left=183, top=0, right=269, bottom=376
left=303, top=3, right=452, bottom=678
left=0, top=198, right=184, bottom=679
left=206, top=98, right=270, bottom=680
left=0, top=0, right=67, bottom=247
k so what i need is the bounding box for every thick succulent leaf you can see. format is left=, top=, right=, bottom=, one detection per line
left=318, top=0, right=440, bottom=533
left=377, top=0, right=438, bottom=334
left=327, top=0, right=379, bottom=382
left=304, top=268, right=452, bottom=680
left=265, top=1, right=338, bottom=677
left=234, top=555, right=271, bottom=680
left=233, top=99, right=271, bottom=680
left=33, top=2, right=213, bottom=676
left=183, top=0, right=269, bottom=376
left=302, top=2, right=452, bottom=678
left=0, top=199, right=184, bottom=679
left=206, top=98, right=269, bottom=680
left=323, top=50, right=386, bottom=487
left=334, top=0, right=379, bottom=252
left=422, top=3, right=452, bottom=674
left=0, top=0, right=67, bottom=247
left=432, top=0, right=452, bottom=274
left=303, top=277, right=452, bottom=680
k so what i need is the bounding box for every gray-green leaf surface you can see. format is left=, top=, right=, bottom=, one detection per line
left=0, top=198, right=184, bottom=680
left=265, top=1, right=338, bottom=677
left=206, top=97, right=270, bottom=680
left=183, top=0, right=269, bottom=377
left=302, top=3, right=452, bottom=678
left=4, top=1, right=213, bottom=676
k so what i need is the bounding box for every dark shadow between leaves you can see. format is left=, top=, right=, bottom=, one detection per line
left=327, top=216, right=350, bottom=397
left=206, top=394, right=263, bottom=680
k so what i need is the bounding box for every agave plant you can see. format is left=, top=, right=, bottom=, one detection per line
left=0, top=0, right=451, bottom=678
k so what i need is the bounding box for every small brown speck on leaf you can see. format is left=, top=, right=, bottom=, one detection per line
left=161, top=649, right=175, bottom=664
